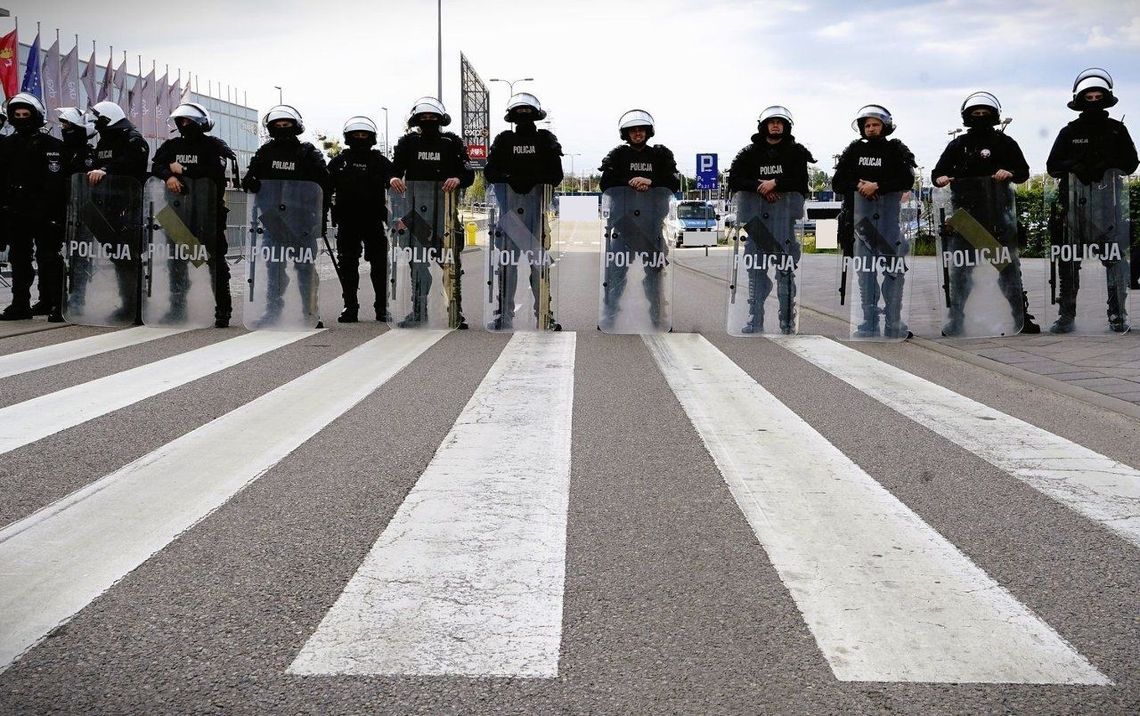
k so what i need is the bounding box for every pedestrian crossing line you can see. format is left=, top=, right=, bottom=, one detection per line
left=772, top=335, right=1140, bottom=550
left=644, top=333, right=1108, bottom=684
left=0, top=329, right=320, bottom=456
left=290, top=331, right=576, bottom=678
left=0, top=328, right=448, bottom=673
left=0, top=326, right=191, bottom=380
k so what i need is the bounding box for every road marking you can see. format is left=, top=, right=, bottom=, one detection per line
left=645, top=333, right=1108, bottom=684
left=0, top=329, right=447, bottom=672
left=0, top=330, right=319, bottom=455
left=0, top=326, right=190, bottom=380
left=290, top=331, right=576, bottom=678
left=773, top=335, right=1140, bottom=549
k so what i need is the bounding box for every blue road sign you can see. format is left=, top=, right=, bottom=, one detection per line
left=695, top=153, right=718, bottom=190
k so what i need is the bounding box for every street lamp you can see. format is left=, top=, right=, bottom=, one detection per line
left=381, top=106, right=390, bottom=157
left=488, top=77, right=533, bottom=99
left=274, top=86, right=283, bottom=104
left=568, top=153, right=581, bottom=193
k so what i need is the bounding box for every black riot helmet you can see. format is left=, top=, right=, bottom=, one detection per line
left=960, top=91, right=1001, bottom=127
left=1068, top=67, right=1118, bottom=110
left=7, top=92, right=47, bottom=131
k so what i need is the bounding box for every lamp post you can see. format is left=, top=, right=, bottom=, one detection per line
left=381, top=106, right=390, bottom=157
left=487, top=77, right=533, bottom=99
left=568, top=153, right=581, bottom=193
left=274, top=86, right=282, bottom=104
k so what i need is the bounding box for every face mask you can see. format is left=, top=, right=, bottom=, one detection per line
left=268, top=125, right=297, bottom=140
left=62, top=126, right=86, bottom=145
left=178, top=122, right=204, bottom=139
left=10, top=115, right=38, bottom=133
left=419, top=121, right=440, bottom=136
left=345, top=136, right=374, bottom=150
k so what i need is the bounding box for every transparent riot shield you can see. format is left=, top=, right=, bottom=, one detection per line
left=244, top=179, right=323, bottom=330
left=63, top=173, right=144, bottom=327
left=844, top=192, right=914, bottom=341
left=387, top=180, right=464, bottom=329
left=485, top=183, right=560, bottom=331
left=1046, top=170, right=1131, bottom=334
left=598, top=186, right=674, bottom=333
left=726, top=191, right=804, bottom=336
left=142, top=177, right=219, bottom=328
left=935, top=177, right=1023, bottom=337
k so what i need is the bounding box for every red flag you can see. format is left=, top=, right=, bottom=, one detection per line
left=0, top=30, right=18, bottom=100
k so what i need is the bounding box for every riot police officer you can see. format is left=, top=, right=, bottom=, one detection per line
left=56, top=107, right=97, bottom=316
left=727, top=105, right=815, bottom=334
left=1046, top=68, right=1138, bottom=333
left=241, top=104, right=329, bottom=327
left=0, top=94, right=67, bottom=322
left=833, top=104, right=917, bottom=338
left=933, top=92, right=1040, bottom=335
left=86, top=100, right=151, bottom=322
left=389, top=97, right=474, bottom=328
left=151, top=102, right=237, bottom=327
left=327, top=115, right=394, bottom=323
left=483, top=92, right=564, bottom=329
left=598, top=109, right=680, bottom=330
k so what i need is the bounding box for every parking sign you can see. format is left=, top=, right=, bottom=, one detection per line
left=695, top=153, right=718, bottom=190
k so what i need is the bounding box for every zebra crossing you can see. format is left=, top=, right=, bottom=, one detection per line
left=0, top=321, right=1136, bottom=710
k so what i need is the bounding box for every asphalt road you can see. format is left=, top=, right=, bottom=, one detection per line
left=0, top=221, right=1137, bottom=714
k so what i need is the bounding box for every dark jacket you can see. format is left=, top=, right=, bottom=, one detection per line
left=241, top=136, right=329, bottom=193
left=484, top=125, right=564, bottom=194
left=1046, top=109, right=1138, bottom=188
left=327, top=146, right=395, bottom=223
left=728, top=133, right=815, bottom=195
left=832, top=137, right=916, bottom=196
left=391, top=129, right=474, bottom=187
left=152, top=133, right=236, bottom=190
left=0, top=129, right=68, bottom=220
left=92, top=118, right=151, bottom=184
left=932, top=126, right=1030, bottom=183
left=599, top=143, right=681, bottom=191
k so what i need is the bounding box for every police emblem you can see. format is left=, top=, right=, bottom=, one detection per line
left=980, top=149, right=991, bottom=159
left=48, top=160, right=62, bottom=173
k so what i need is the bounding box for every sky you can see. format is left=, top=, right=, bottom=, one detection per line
left=7, top=0, right=1140, bottom=182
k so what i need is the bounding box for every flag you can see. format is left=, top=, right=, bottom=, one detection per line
left=128, top=68, right=142, bottom=129
left=168, top=74, right=180, bottom=112
left=97, top=49, right=114, bottom=102
left=44, top=37, right=61, bottom=123
left=180, top=72, right=192, bottom=103
left=155, top=71, right=170, bottom=139
left=81, top=49, right=97, bottom=107
left=113, top=57, right=128, bottom=113
left=138, top=66, right=155, bottom=138
left=0, top=30, right=17, bottom=100
left=21, top=32, right=43, bottom=100
left=60, top=43, right=79, bottom=108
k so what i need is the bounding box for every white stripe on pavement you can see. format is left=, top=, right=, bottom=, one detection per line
left=645, top=333, right=1107, bottom=684
left=0, top=329, right=448, bottom=672
left=290, top=331, right=576, bottom=678
left=773, top=335, right=1140, bottom=549
left=0, top=329, right=318, bottom=455
left=0, top=326, right=192, bottom=380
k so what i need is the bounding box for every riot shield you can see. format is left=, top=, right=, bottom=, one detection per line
left=142, top=177, right=219, bottom=328
left=387, top=180, right=463, bottom=329
left=63, top=173, right=144, bottom=327
left=935, top=177, right=1023, bottom=337
left=485, top=184, right=560, bottom=331
left=1046, top=170, right=1131, bottom=334
left=598, top=186, right=674, bottom=333
left=244, top=179, right=323, bottom=330
left=726, top=191, right=804, bottom=336
left=844, top=191, right=913, bottom=341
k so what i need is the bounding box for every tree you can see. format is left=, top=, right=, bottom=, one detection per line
left=809, top=167, right=830, bottom=193
left=315, top=131, right=342, bottom=159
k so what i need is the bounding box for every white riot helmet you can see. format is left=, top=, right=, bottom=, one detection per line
left=505, top=92, right=547, bottom=122
left=89, top=100, right=127, bottom=130
left=7, top=92, right=47, bottom=129
left=758, top=105, right=793, bottom=138
left=408, top=97, right=451, bottom=127
left=960, top=91, right=1001, bottom=127
left=56, top=106, right=97, bottom=139
left=618, top=108, right=655, bottom=140
left=851, top=104, right=895, bottom=137
left=343, top=115, right=378, bottom=135
left=1069, top=67, right=1118, bottom=110
left=263, top=104, right=305, bottom=134
left=170, top=102, right=214, bottom=131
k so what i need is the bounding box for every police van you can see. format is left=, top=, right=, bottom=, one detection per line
left=669, top=200, right=720, bottom=247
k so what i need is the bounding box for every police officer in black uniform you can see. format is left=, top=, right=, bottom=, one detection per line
left=56, top=107, right=97, bottom=315
left=833, top=104, right=917, bottom=338
left=242, top=105, right=329, bottom=327
left=483, top=92, right=563, bottom=329
left=728, top=105, right=815, bottom=333
left=87, top=100, right=151, bottom=322
left=151, top=102, right=237, bottom=327
left=1046, top=67, right=1138, bottom=333
left=933, top=91, right=1040, bottom=336
left=389, top=97, right=474, bottom=327
left=0, top=94, right=67, bottom=322
left=599, top=109, right=680, bottom=330
left=328, top=115, right=394, bottom=323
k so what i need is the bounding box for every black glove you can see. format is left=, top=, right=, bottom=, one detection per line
left=242, top=176, right=261, bottom=193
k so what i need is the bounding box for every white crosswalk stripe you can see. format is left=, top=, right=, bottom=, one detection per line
left=0, top=326, right=191, bottom=379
